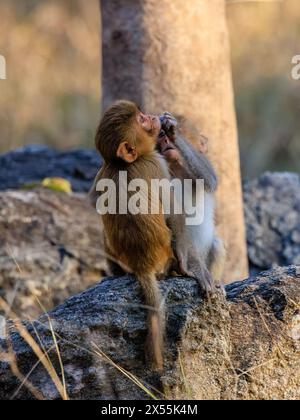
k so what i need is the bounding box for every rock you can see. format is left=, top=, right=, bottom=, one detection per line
left=0, top=189, right=107, bottom=318
left=0, top=146, right=101, bottom=193
left=2, top=145, right=299, bottom=274
left=244, top=172, right=300, bottom=270
left=0, top=265, right=299, bottom=400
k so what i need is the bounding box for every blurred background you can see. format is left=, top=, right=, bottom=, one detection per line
left=0, top=0, right=299, bottom=179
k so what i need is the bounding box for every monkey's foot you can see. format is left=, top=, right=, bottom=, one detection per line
left=193, top=270, right=216, bottom=296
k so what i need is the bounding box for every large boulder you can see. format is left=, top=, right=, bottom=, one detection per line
left=0, top=146, right=101, bottom=193
left=0, top=189, right=107, bottom=318
left=0, top=266, right=299, bottom=400
left=1, top=146, right=299, bottom=272
left=244, top=172, right=300, bottom=270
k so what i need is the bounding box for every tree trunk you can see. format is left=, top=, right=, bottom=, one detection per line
left=101, top=0, right=249, bottom=283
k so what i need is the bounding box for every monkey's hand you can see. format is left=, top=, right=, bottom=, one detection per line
left=160, top=112, right=178, bottom=141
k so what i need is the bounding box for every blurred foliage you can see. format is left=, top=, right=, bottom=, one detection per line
left=0, top=0, right=299, bottom=178
left=227, top=0, right=300, bottom=178
left=0, top=0, right=100, bottom=152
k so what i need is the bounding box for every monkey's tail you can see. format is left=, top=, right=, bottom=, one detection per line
left=137, top=272, right=165, bottom=373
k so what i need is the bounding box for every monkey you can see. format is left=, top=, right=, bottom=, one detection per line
left=157, top=112, right=226, bottom=292
left=91, top=100, right=174, bottom=372
left=91, top=110, right=226, bottom=289
left=174, top=115, right=210, bottom=155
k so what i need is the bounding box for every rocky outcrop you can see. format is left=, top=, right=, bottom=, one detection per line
left=0, top=266, right=299, bottom=400
left=1, top=147, right=299, bottom=273
left=0, top=146, right=101, bottom=193
left=1, top=146, right=299, bottom=311
left=244, top=172, right=300, bottom=270
left=0, top=189, right=107, bottom=318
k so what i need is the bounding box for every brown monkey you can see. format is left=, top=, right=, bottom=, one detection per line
left=92, top=100, right=173, bottom=372
left=157, top=113, right=226, bottom=292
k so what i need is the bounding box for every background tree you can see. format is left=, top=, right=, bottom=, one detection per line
left=100, top=0, right=249, bottom=283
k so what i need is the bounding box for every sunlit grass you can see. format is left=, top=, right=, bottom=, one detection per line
left=0, top=297, right=69, bottom=400
left=0, top=247, right=163, bottom=400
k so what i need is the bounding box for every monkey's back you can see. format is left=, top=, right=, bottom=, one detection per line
left=100, top=154, right=173, bottom=276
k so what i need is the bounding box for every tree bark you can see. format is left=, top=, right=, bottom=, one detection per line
left=101, top=0, right=249, bottom=283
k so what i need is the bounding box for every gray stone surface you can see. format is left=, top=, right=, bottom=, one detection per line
left=0, top=189, right=107, bottom=318
left=1, top=145, right=300, bottom=278
left=0, top=146, right=101, bottom=193
left=0, top=266, right=300, bottom=400
left=244, top=172, right=300, bottom=269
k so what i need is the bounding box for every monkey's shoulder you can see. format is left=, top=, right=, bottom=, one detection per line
left=100, top=154, right=169, bottom=183
left=133, top=152, right=170, bottom=180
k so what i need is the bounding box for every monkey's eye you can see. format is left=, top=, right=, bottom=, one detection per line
left=159, top=130, right=166, bottom=139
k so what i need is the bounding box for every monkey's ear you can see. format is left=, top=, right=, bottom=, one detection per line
left=198, top=135, right=209, bottom=155
left=116, top=142, right=138, bottom=163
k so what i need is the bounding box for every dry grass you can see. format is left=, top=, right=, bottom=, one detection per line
left=92, top=342, right=161, bottom=400
left=178, top=349, right=193, bottom=400
left=0, top=247, right=163, bottom=400
left=0, top=248, right=69, bottom=400
left=0, top=297, right=69, bottom=400
left=0, top=300, right=164, bottom=400
left=35, top=297, right=68, bottom=400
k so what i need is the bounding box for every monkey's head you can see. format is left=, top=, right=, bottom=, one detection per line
left=157, top=114, right=209, bottom=164
left=96, top=100, right=161, bottom=164
left=157, top=130, right=181, bottom=163
left=177, top=116, right=209, bottom=155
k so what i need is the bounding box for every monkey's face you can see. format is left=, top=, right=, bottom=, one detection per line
left=137, top=112, right=161, bottom=138
left=157, top=131, right=181, bottom=163
left=115, top=112, right=161, bottom=163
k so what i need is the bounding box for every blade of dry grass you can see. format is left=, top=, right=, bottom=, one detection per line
left=9, top=343, right=56, bottom=401
left=0, top=297, right=68, bottom=400
left=91, top=341, right=160, bottom=400
left=253, top=297, right=288, bottom=362
left=178, top=349, right=192, bottom=400
left=2, top=246, right=163, bottom=400
left=32, top=319, right=165, bottom=400
left=5, top=326, right=45, bottom=400
left=4, top=244, right=69, bottom=399
left=34, top=296, right=68, bottom=401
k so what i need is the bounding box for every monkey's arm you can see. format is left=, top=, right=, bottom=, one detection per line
left=161, top=112, right=218, bottom=193
left=175, top=134, right=218, bottom=193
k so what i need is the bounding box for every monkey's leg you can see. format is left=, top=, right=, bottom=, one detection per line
left=171, top=245, right=189, bottom=277
left=103, top=236, right=127, bottom=276
left=107, top=260, right=126, bottom=276
left=162, top=257, right=181, bottom=278
left=208, top=237, right=227, bottom=293
left=174, top=242, right=202, bottom=280
left=178, top=249, right=215, bottom=294
left=188, top=261, right=215, bottom=295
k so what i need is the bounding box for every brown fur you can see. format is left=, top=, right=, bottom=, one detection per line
left=96, top=100, right=137, bottom=163
left=93, top=101, right=173, bottom=372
